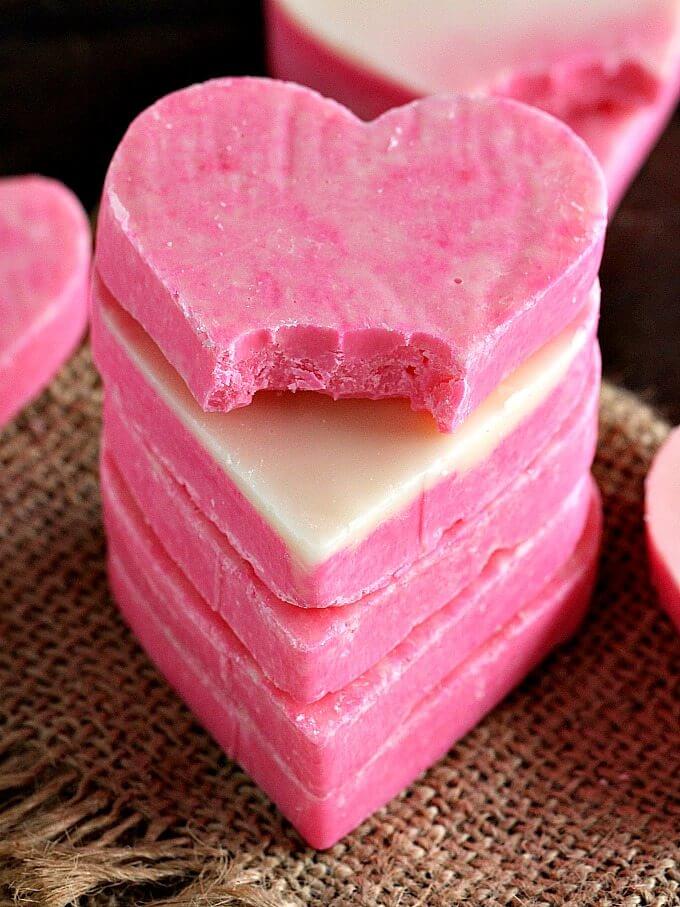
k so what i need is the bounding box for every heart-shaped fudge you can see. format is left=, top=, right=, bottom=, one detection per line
left=96, top=78, right=605, bottom=431
left=0, top=176, right=90, bottom=426
left=646, top=426, right=680, bottom=632
left=267, top=1, right=680, bottom=207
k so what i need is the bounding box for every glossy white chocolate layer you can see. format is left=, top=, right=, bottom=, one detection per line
left=276, top=0, right=680, bottom=94
left=103, top=285, right=597, bottom=566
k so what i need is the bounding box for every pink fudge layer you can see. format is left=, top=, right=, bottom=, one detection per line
left=266, top=0, right=680, bottom=208
left=101, top=365, right=598, bottom=701
left=107, top=484, right=601, bottom=848
left=0, top=176, right=90, bottom=426
left=102, top=461, right=593, bottom=796
left=571, top=62, right=680, bottom=210
left=91, top=278, right=599, bottom=608
left=646, top=426, right=680, bottom=632
left=96, top=78, right=605, bottom=430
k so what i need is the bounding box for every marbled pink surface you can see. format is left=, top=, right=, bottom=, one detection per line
left=0, top=176, right=90, bottom=426
left=105, top=479, right=601, bottom=848
left=95, top=78, right=605, bottom=429
left=646, top=426, right=680, bottom=631
left=571, top=62, right=680, bottom=210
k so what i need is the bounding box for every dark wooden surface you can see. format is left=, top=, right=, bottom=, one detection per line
left=2, top=3, right=678, bottom=420
left=0, top=2, right=265, bottom=208
left=599, top=115, right=680, bottom=422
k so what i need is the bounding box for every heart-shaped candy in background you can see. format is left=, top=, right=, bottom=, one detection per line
left=0, top=176, right=91, bottom=428
left=646, top=426, right=680, bottom=631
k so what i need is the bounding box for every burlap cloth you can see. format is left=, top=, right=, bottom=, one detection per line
left=0, top=345, right=678, bottom=907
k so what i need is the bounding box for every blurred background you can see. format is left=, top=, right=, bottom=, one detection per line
left=2, top=1, right=678, bottom=418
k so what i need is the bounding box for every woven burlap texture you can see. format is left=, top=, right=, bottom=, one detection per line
left=0, top=346, right=678, bottom=907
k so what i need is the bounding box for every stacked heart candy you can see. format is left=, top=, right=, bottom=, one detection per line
left=92, top=78, right=607, bottom=848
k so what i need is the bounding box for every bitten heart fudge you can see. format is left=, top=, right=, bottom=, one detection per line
left=93, top=78, right=605, bottom=848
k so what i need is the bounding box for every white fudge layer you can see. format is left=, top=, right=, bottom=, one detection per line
left=100, top=283, right=597, bottom=567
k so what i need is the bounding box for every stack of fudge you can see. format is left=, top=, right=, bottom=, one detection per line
left=92, top=78, right=607, bottom=848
